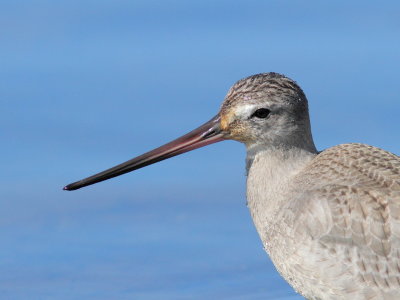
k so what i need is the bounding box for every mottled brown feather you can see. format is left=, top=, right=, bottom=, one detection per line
left=291, top=144, right=400, bottom=299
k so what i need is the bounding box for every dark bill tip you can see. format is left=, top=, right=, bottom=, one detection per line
left=63, top=185, right=75, bottom=191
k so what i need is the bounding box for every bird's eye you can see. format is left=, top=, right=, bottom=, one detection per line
left=251, top=108, right=270, bottom=119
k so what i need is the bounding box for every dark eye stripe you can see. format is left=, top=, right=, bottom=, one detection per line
left=251, top=108, right=270, bottom=119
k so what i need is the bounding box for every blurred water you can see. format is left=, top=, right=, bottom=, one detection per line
left=1, top=1, right=400, bottom=299
left=0, top=187, right=302, bottom=299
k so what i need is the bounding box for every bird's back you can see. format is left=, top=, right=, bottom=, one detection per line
left=278, top=143, right=400, bottom=300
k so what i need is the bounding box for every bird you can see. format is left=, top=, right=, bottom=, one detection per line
left=64, top=73, right=400, bottom=300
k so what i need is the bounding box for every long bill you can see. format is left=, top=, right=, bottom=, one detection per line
left=63, top=115, right=225, bottom=191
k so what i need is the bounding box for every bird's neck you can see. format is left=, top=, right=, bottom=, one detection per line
left=245, top=145, right=317, bottom=242
left=245, top=144, right=317, bottom=191
left=246, top=141, right=317, bottom=174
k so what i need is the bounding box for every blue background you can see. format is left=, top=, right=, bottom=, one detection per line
left=2, top=1, right=400, bottom=299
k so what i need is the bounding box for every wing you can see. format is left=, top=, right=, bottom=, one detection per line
left=293, top=144, right=400, bottom=298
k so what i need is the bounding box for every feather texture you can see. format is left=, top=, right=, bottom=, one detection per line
left=248, top=143, right=400, bottom=299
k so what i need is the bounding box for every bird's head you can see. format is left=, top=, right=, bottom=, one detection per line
left=219, top=73, right=313, bottom=150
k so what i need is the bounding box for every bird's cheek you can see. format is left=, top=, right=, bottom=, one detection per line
left=227, top=123, right=254, bottom=143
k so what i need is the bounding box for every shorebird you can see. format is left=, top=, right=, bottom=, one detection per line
left=64, top=73, right=400, bottom=300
